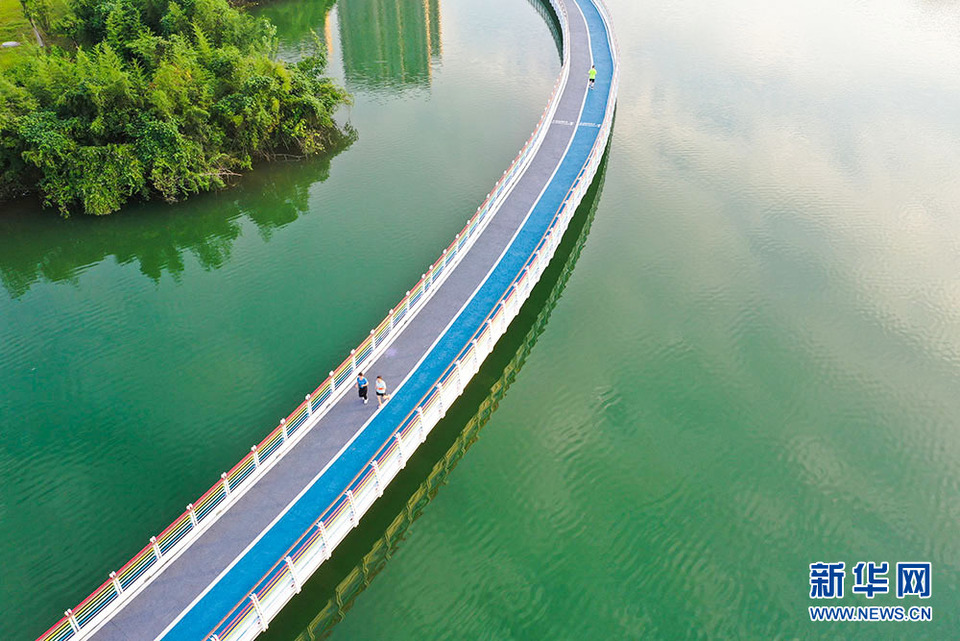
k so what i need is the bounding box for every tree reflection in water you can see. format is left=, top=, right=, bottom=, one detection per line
left=0, top=127, right=356, bottom=298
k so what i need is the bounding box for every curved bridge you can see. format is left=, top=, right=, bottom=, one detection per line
left=39, top=0, right=619, bottom=639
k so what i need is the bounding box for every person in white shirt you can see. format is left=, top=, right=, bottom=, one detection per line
left=375, top=376, right=388, bottom=407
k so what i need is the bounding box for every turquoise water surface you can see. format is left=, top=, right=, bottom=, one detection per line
left=3, top=0, right=960, bottom=638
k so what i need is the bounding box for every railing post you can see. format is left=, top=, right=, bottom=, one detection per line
left=416, top=408, right=427, bottom=442
left=285, top=556, right=302, bottom=593
left=371, top=460, right=384, bottom=497
left=317, top=520, right=331, bottom=560
left=394, top=432, right=406, bottom=468
left=471, top=339, right=480, bottom=370
left=65, top=609, right=80, bottom=633
left=476, top=319, right=490, bottom=358
left=350, top=349, right=357, bottom=372
left=110, top=571, right=123, bottom=594
left=305, top=394, right=313, bottom=417
left=389, top=308, right=395, bottom=332
left=369, top=329, right=375, bottom=353
left=251, top=445, right=261, bottom=468
left=280, top=418, right=288, bottom=442
left=345, top=490, right=359, bottom=528
left=454, top=362, right=463, bottom=394
left=221, top=472, right=231, bottom=497
left=250, top=593, right=268, bottom=631
left=329, top=371, right=336, bottom=396
left=150, top=536, right=162, bottom=560
left=436, top=384, right=446, bottom=418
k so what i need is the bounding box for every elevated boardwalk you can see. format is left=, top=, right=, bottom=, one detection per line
left=39, top=0, right=618, bottom=639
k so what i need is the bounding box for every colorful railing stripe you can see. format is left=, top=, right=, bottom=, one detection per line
left=44, top=621, right=73, bottom=641
left=73, top=586, right=117, bottom=627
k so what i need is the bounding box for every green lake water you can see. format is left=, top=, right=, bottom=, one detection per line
left=2, top=0, right=960, bottom=638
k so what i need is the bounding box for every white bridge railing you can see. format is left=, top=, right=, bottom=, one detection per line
left=205, top=3, right=618, bottom=640
left=35, top=0, right=617, bottom=638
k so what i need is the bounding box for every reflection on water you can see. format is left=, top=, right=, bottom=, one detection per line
left=0, top=128, right=356, bottom=299
left=260, top=0, right=337, bottom=48
left=338, top=0, right=442, bottom=90
left=260, top=148, right=608, bottom=641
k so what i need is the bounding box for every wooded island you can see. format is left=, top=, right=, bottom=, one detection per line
left=0, top=0, right=349, bottom=215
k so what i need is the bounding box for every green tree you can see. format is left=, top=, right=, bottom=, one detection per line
left=0, top=0, right=349, bottom=215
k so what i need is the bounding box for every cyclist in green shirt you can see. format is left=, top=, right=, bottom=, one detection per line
left=588, top=65, right=597, bottom=89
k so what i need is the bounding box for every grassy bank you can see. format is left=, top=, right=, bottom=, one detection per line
left=0, top=0, right=68, bottom=69
left=0, top=0, right=30, bottom=42
left=0, top=0, right=34, bottom=70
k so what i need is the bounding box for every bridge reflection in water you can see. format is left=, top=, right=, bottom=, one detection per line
left=337, top=0, right=442, bottom=90
left=262, top=149, right=609, bottom=641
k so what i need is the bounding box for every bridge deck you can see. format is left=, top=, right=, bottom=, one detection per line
left=83, top=0, right=615, bottom=638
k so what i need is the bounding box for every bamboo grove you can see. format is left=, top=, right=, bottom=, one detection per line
left=0, top=0, right=349, bottom=215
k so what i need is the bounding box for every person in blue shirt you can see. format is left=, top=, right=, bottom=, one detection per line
left=357, top=373, right=369, bottom=404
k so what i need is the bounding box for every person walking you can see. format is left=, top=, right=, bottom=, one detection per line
left=375, top=375, right=388, bottom=407
left=357, top=372, right=369, bottom=404
left=588, top=65, right=597, bottom=89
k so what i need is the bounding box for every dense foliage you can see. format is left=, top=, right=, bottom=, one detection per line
left=0, top=0, right=348, bottom=215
